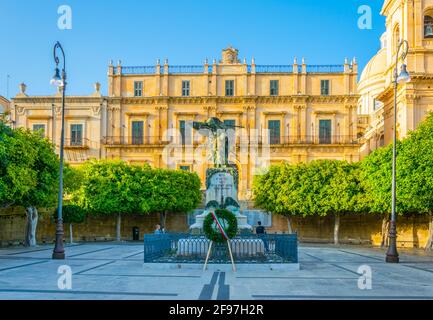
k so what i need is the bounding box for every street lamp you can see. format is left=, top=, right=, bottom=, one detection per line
left=386, top=39, right=410, bottom=263
left=51, top=41, right=66, bottom=260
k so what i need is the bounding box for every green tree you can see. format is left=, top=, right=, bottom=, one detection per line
left=254, top=160, right=363, bottom=244
left=0, top=123, right=59, bottom=246
left=140, top=168, right=202, bottom=230
left=54, top=205, right=87, bottom=244
left=321, top=161, right=364, bottom=245
left=0, top=123, right=37, bottom=208
left=360, top=143, right=395, bottom=247
left=76, top=160, right=141, bottom=241
left=397, top=112, right=433, bottom=250
left=63, top=164, right=84, bottom=197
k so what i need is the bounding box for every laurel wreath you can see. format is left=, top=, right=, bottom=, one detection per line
left=203, top=209, right=238, bottom=243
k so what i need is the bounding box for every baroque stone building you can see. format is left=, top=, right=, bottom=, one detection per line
left=359, top=0, right=433, bottom=156
left=9, top=47, right=360, bottom=201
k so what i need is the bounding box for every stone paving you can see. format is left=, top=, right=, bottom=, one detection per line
left=0, top=242, right=432, bottom=300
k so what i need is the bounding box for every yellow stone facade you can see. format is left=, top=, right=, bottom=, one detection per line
left=359, top=0, right=433, bottom=155
left=10, top=47, right=360, bottom=201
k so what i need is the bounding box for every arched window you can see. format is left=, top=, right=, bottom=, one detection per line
left=425, top=14, right=433, bottom=38
left=379, top=134, right=385, bottom=147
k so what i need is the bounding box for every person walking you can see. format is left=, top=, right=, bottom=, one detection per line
left=256, top=221, right=269, bottom=252
left=154, top=224, right=162, bottom=235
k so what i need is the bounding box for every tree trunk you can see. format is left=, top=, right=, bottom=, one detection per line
left=70, top=223, right=73, bottom=244
left=334, top=213, right=340, bottom=245
left=287, top=216, right=293, bottom=234
left=116, top=213, right=121, bottom=242
left=381, top=216, right=390, bottom=248
left=425, top=214, right=433, bottom=251
left=24, top=206, right=38, bottom=247
left=160, top=212, right=167, bottom=230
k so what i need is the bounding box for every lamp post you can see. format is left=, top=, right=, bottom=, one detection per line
left=386, top=40, right=411, bottom=263
left=51, top=41, right=67, bottom=260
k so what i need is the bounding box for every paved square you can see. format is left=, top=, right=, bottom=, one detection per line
left=0, top=243, right=432, bottom=300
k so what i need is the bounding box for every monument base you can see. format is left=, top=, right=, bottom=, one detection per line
left=190, top=210, right=252, bottom=233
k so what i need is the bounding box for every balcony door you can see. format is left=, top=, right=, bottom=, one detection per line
left=319, top=119, right=332, bottom=144
left=132, top=121, right=144, bottom=145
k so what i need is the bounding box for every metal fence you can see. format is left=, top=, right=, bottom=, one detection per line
left=143, top=233, right=298, bottom=264
left=306, top=65, right=345, bottom=73
left=121, top=66, right=156, bottom=75
left=255, top=65, right=294, bottom=73
left=168, top=65, right=204, bottom=74
left=117, top=64, right=346, bottom=75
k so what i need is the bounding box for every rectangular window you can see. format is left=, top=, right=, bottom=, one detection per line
left=373, top=99, right=384, bottom=111
left=179, top=120, right=186, bottom=145
left=224, top=119, right=236, bottom=137
left=319, top=119, right=332, bottom=144
left=268, top=120, right=281, bottom=145
left=70, top=124, right=83, bottom=146
left=179, top=165, right=191, bottom=171
left=270, top=80, right=279, bottom=96
left=320, top=80, right=330, bottom=96
left=182, top=80, right=190, bottom=97
left=32, top=124, right=45, bottom=137
left=131, top=121, right=144, bottom=145
left=134, top=81, right=143, bottom=97
left=225, top=80, right=234, bottom=96
left=223, top=119, right=236, bottom=128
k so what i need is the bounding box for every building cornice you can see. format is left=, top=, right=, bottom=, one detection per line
left=12, top=96, right=105, bottom=104
left=117, top=95, right=359, bottom=105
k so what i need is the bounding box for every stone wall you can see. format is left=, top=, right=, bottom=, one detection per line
left=0, top=207, right=430, bottom=248
left=267, top=214, right=430, bottom=248
left=0, top=207, right=189, bottom=246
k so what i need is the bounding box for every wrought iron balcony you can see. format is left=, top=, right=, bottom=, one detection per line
left=254, top=135, right=359, bottom=145
left=102, top=136, right=172, bottom=146
left=63, top=138, right=91, bottom=149
left=102, top=135, right=359, bottom=147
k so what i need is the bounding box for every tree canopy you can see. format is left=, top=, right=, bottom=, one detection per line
left=253, top=160, right=363, bottom=218
left=73, top=160, right=201, bottom=217
left=0, top=122, right=59, bottom=209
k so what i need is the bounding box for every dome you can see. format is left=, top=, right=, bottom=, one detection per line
left=359, top=48, right=387, bottom=84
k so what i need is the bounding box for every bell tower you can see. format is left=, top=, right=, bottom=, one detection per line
left=381, top=0, right=433, bottom=75
left=376, top=0, right=433, bottom=144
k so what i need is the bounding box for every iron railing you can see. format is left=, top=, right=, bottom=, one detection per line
left=63, top=138, right=91, bottom=148
left=116, top=64, right=346, bottom=75
left=253, top=135, right=359, bottom=145
left=255, top=65, right=294, bottom=73
left=168, top=65, right=204, bottom=74
left=102, top=136, right=171, bottom=146
left=101, top=135, right=359, bottom=146
left=121, top=66, right=156, bottom=75
left=143, top=233, right=298, bottom=264
left=306, top=65, right=345, bottom=73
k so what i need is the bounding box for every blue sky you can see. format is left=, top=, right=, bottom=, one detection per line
left=0, top=0, right=385, bottom=97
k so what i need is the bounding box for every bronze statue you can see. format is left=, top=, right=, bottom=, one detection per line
left=193, top=117, right=242, bottom=167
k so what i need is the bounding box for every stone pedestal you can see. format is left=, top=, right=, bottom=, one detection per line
left=190, top=167, right=252, bottom=233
